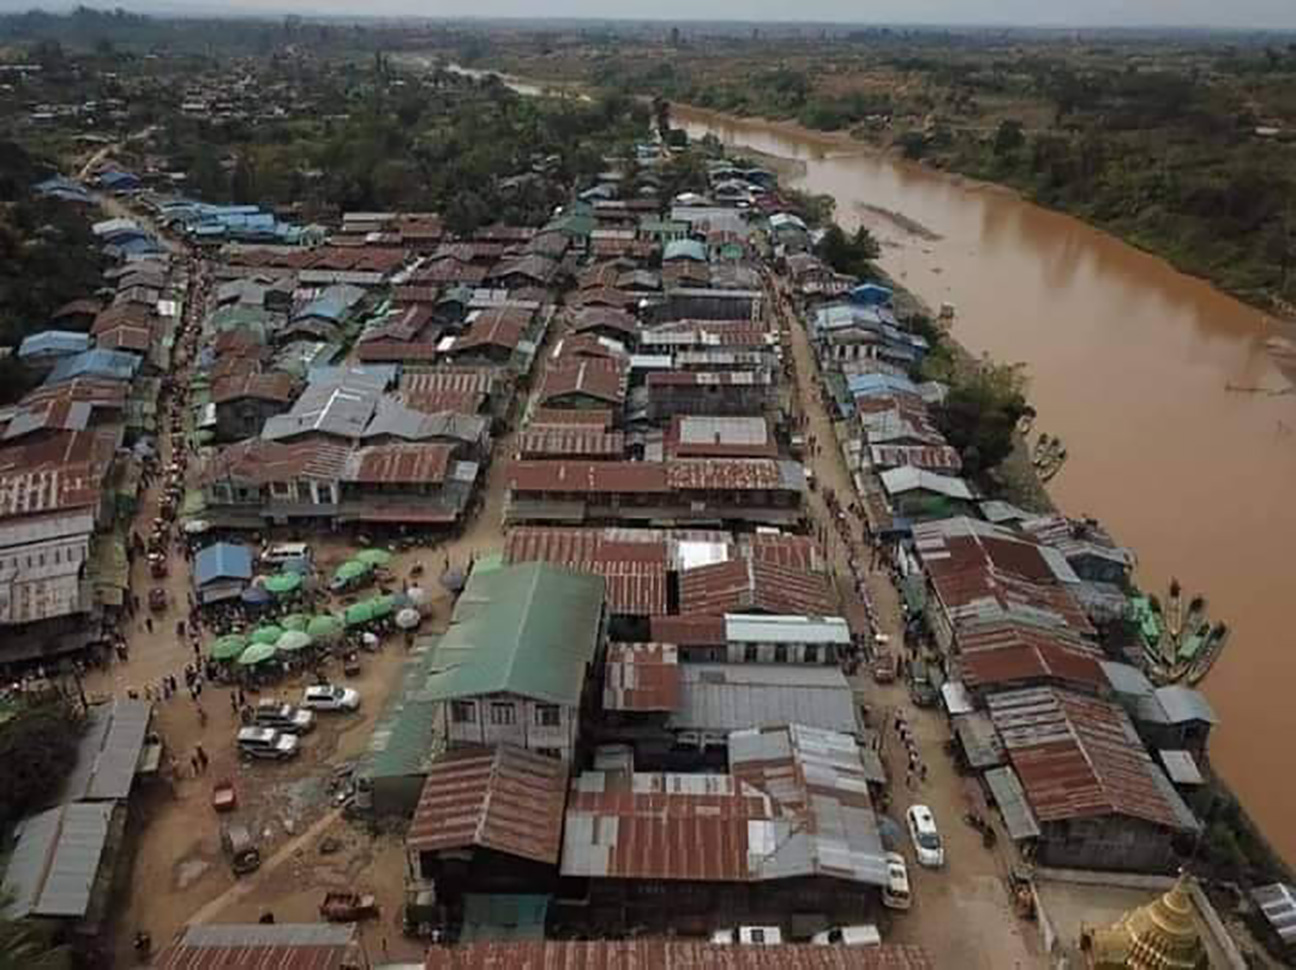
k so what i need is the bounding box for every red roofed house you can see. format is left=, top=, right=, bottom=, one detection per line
left=211, top=369, right=300, bottom=441
left=986, top=687, right=1199, bottom=873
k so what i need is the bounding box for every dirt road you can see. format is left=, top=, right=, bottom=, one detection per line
left=776, top=275, right=1038, bottom=967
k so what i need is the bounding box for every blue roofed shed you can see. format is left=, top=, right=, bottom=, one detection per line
left=19, top=330, right=93, bottom=362
left=846, top=372, right=918, bottom=399
left=662, top=239, right=707, bottom=263
left=849, top=283, right=894, bottom=306
left=44, top=349, right=141, bottom=386
left=193, top=543, right=254, bottom=604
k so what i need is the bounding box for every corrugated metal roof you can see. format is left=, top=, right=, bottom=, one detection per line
left=538, top=358, right=627, bottom=407
left=869, top=444, right=962, bottom=473
left=669, top=664, right=857, bottom=735
left=422, top=940, right=935, bottom=969
left=649, top=614, right=727, bottom=646
left=956, top=623, right=1107, bottom=693
left=1159, top=749, right=1204, bottom=786
left=730, top=725, right=889, bottom=887
left=423, top=564, right=605, bottom=706
left=358, top=640, right=444, bottom=782
left=0, top=465, right=99, bottom=519
left=1148, top=685, right=1219, bottom=725
left=603, top=643, right=680, bottom=712
left=343, top=443, right=453, bottom=485
left=724, top=614, right=852, bottom=645
left=193, top=543, right=253, bottom=587
left=983, top=766, right=1041, bottom=840
left=155, top=923, right=361, bottom=970
left=62, top=699, right=152, bottom=802
left=1, top=802, right=113, bottom=918
left=408, top=745, right=568, bottom=864
left=516, top=429, right=625, bottom=460
left=1251, top=883, right=1296, bottom=944
left=986, top=687, right=1199, bottom=831
left=680, top=560, right=835, bottom=618
left=503, top=527, right=668, bottom=616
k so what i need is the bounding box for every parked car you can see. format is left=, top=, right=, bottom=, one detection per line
left=237, top=726, right=299, bottom=761
left=221, top=822, right=261, bottom=874
left=908, top=659, right=938, bottom=707
left=301, top=684, right=361, bottom=713
left=907, top=804, right=945, bottom=868
left=811, top=925, right=881, bottom=947
left=262, top=542, right=311, bottom=568
left=253, top=701, right=315, bottom=734
left=882, top=851, right=912, bottom=910
left=710, top=927, right=783, bottom=946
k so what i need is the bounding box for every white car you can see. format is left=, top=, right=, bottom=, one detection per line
left=302, top=684, right=361, bottom=712
left=882, top=851, right=912, bottom=910
left=710, top=926, right=783, bottom=946
left=811, top=925, right=881, bottom=947
left=252, top=701, right=315, bottom=734
left=907, top=804, right=945, bottom=868
left=237, top=726, right=299, bottom=760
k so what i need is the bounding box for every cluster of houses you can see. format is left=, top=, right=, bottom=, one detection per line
left=329, top=156, right=938, bottom=958
left=3, top=213, right=184, bottom=665
left=795, top=261, right=1219, bottom=876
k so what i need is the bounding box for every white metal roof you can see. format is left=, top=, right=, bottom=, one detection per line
left=724, top=614, right=851, bottom=644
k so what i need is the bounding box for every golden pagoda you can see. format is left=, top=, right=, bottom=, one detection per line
left=1086, top=874, right=1208, bottom=969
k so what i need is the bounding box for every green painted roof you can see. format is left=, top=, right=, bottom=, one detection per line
left=424, top=563, right=605, bottom=706
left=361, top=639, right=444, bottom=781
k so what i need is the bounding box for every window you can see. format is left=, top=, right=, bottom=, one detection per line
left=535, top=704, right=561, bottom=727
left=450, top=701, right=476, bottom=724
left=804, top=645, right=819, bottom=665
left=211, top=483, right=232, bottom=503
left=490, top=702, right=516, bottom=726
left=744, top=644, right=759, bottom=663
left=774, top=644, right=788, bottom=663
left=270, top=481, right=291, bottom=498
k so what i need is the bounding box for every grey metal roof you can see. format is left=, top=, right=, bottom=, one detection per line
left=175, top=923, right=357, bottom=948
left=984, top=766, right=1040, bottom=840
left=1148, top=763, right=1202, bottom=832
left=61, top=699, right=152, bottom=802
left=669, top=664, right=857, bottom=735
left=1150, top=685, right=1219, bottom=725
left=1159, top=749, right=1205, bottom=786
left=953, top=712, right=1005, bottom=769
left=1251, top=883, right=1296, bottom=944
left=1099, top=661, right=1155, bottom=698
left=678, top=415, right=768, bottom=446
left=724, top=614, right=852, bottom=645
left=2, top=802, right=113, bottom=918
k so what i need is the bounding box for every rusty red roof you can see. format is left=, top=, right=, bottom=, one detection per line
left=401, top=389, right=486, bottom=415
left=869, top=443, right=963, bottom=473
left=679, top=558, right=836, bottom=617
left=0, top=464, right=99, bottom=519
left=153, top=924, right=361, bottom=970
left=506, top=461, right=670, bottom=495
left=401, top=368, right=497, bottom=398
left=343, top=443, right=453, bottom=485
left=647, top=370, right=771, bottom=388
left=958, top=623, right=1107, bottom=693
left=666, top=459, right=786, bottom=492
left=392, top=285, right=442, bottom=305
left=538, top=358, right=627, bottom=407
left=571, top=306, right=638, bottom=336
left=424, top=942, right=933, bottom=969
left=649, top=614, right=727, bottom=646
left=571, top=287, right=639, bottom=310
left=503, top=527, right=668, bottom=615
left=528, top=407, right=613, bottom=430
left=453, top=308, right=530, bottom=353
left=354, top=342, right=442, bottom=363
left=200, top=439, right=351, bottom=486
left=745, top=533, right=825, bottom=572
left=986, top=687, right=1197, bottom=831
left=408, top=745, right=568, bottom=864
left=516, top=429, right=626, bottom=460
left=604, top=643, right=681, bottom=712
left=211, top=370, right=298, bottom=405
left=95, top=324, right=152, bottom=353
left=413, top=261, right=489, bottom=285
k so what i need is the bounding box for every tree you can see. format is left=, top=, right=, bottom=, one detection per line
left=815, top=223, right=881, bottom=277
left=926, top=353, right=1029, bottom=477
left=0, top=904, right=71, bottom=970
left=0, top=703, right=82, bottom=827
left=993, top=119, right=1025, bottom=158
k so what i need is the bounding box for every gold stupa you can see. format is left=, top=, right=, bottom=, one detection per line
left=1088, top=874, right=1208, bottom=969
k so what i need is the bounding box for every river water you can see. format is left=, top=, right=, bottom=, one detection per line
left=678, top=106, right=1296, bottom=864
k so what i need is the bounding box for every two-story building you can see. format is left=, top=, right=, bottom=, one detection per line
left=423, top=563, right=608, bottom=762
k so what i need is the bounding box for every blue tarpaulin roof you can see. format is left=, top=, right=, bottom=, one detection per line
left=19, top=330, right=93, bottom=359
left=849, top=283, right=894, bottom=306
left=44, top=348, right=141, bottom=385
left=193, top=543, right=253, bottom=586
left=846, top=372, right=918, bottom=399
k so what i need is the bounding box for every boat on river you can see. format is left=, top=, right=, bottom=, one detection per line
left=1137, top=581, right=1230, bottom=686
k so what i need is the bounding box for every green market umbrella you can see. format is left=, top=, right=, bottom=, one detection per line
left=333, top=560, right=372, bottom=584
left=356, top=548, right=393, bottom=567
left=276, top=630, right=313, bottom=653
left=307, top=614, right=342, bottom=639
left=280, top=613, right=310, bottom=632
left=238, top=642, right=278, bottom=666
left=368, top=594, right=397, bottom=619
left=210, top=634, right=248, bottom=662
left=264, top=573, right=302, bottom=596
left=344, top=601, right=376, bottom=627
left=250, top=625, right=284, bottom=646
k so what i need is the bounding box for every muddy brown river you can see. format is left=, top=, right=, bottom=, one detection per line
left=679, top=106, right=1296, bottom=865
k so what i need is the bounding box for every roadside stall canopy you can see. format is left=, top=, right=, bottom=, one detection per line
left=276, top=630, right=313, bottom=653
left=210, top=634, right=248, bottom=662
left=280, top=613, right=310, bottom=632
left=356, top=548, right=393, bottom=567
left=307, top=615, right=343, bottom=639
left=250, top=625, right=284, bottom=646
left=238, top=642, right=278, bottom=666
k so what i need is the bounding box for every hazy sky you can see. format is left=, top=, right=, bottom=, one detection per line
left=4, top=0, right=1296, bottom=28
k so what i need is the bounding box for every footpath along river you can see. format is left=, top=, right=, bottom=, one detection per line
left=678, top=105, right=1296, bottom=866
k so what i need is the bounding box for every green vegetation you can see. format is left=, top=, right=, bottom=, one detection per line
left=922, top=344, right=1030, bottom=480
left=0, top=142, right=105, bottom=403
left=0, top=701, right=82, bottom=828
left=816, top=223, right=880, bottom=279
left=490, top=33, right=1296, bottom=310
left=0, top=902, right=70, bottom=970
